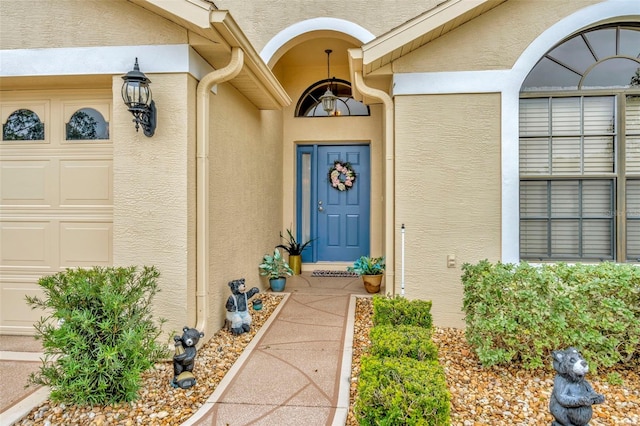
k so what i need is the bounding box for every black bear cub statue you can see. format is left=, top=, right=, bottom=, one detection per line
left=225, top=278, right=259, bottom=335
left=549, top=347, right=604, bottom=426
left=171, top=326, right=204, bottom=389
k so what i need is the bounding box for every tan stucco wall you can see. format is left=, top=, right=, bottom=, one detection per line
left=394, top=0, right=603, bottom=72
left=112, top=73, right=196, bottom=337
left=394, top=93, right=502, bottom=328
left=0, top=0, right=187, bottom=50
left=113, top=70, right=284, bottom=337
left=207, top=82, right=284, bottom=331
left=212, top=0, right=446, bottom=51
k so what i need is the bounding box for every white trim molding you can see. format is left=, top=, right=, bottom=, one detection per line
left=393, top=70, right=512, bottom=95
left=0, top=44, right=213, bottom=81
left=260, top=17, right=375, bottom=66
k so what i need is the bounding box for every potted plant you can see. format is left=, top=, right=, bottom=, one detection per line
left=259, top=248, right=293, bottom=292
left=276, top=228, right=315, bottom=275
left=347, top=256, right=385, bottom=293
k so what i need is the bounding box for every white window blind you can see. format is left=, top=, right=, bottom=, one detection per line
left=520, top=96, right=615, bottom=260
left=520, top=179, right=613, bottom=259
left=520, top=97, right=614, bottom=177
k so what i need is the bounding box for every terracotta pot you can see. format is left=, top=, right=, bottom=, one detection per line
left=362, top=274, right=383, bottom=293
left=289, top=254, right=302, bottom=275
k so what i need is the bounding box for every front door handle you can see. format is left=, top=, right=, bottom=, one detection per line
left=318, top=200, right=324, bottom=212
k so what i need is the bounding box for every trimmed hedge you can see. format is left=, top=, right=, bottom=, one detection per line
left=355, top=356, right=450, bottom=426
left=462, top=260, right=640, bottom=369
left=355, top=295, right=450, bottom=425
left=369, top=324, right=438, bottom=361
left=373, top=295, right=433, bottom=329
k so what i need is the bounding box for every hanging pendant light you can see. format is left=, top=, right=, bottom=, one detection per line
left=319, top=49, right=337, bottom=114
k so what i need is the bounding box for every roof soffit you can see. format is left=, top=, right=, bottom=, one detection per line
left=129, top=0, right=290, bottom=109
left=360, top=0, right=508, bottom=76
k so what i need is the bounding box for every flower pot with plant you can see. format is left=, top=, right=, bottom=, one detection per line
left=276, top=228, right=315, bottom=275
left=347, top=256, right=385, bottom=293
left=259, top=248, right=294, bottom=292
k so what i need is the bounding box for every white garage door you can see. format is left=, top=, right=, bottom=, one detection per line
left=0, top=91, right=113, bottom=335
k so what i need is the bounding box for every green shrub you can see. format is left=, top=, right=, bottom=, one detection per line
left=355, top=355, right=450, bottom=425
left=370, top=324, right=438, bottom=361
left=373, top=295, right=433, bottom=328
left=462, top=260, right=640, bottom=369
left=26, top=266, right=168, bottom=405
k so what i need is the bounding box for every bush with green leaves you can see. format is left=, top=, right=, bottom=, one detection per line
left=355, top=295, right=449, bottom=425
left=462, top=260, right=640, bottom=369
left=26, top=266, right=168, bottom=405
left=373, top=295, right=433, bottom=328
left=369, top=324, right=438, bottom=361
left=355, top=355, right=450, bottom=426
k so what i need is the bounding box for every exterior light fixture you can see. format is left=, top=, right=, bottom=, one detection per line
left=319, top=49, right=337, bottom=114
left=121, top=58, right=156, bottom=137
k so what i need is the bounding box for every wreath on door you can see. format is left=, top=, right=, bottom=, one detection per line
left=328, top=160, right=356, bottom=191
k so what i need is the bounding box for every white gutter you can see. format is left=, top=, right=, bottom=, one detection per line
left=195, top=47, right=244, bottom=334
left=352, top=71, right=396, bottom=295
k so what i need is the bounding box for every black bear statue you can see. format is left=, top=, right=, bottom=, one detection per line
left=171, top=326, right=204, bottom=389
left=549, top=347, right=604, bottom=426
left=225, top=278, right=259, bottom=335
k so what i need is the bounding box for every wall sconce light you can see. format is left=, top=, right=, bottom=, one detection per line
left=121, top=58, right=156, bottom=137
left=319, top=49, right=337, bottom=114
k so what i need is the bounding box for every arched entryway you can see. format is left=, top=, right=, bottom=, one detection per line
left=268, top=31, right=384, bottom=268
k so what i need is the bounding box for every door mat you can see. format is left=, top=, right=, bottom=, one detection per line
left=311, top=270, right=358, bottom=277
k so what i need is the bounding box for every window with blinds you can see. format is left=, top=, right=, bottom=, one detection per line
left=520, top=24, right=640, bottom=262
left=520, top=96, right=616, bottom=260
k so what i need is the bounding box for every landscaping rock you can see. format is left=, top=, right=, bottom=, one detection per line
left=13, top=294, right=284, bottom=426
left=347, top=297, right=640, bottom=426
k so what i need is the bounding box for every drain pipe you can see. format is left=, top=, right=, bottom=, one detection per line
left=352, top=71, right=396, bottom=295
left=401, top=223, right=405, bottom=297
left=195, top=47, right=244, bottom=334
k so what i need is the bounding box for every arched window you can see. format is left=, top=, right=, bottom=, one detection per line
left=519, top=24, right=640, bottom=262
left=2, top=109, right=45, bottom=141
left=66, top=108, right=109, bottom=140
left=295, top=78, right=370, bottom=117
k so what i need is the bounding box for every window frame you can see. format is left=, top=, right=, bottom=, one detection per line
left=294, top=78, right=370, bottom=117
left=520, top=89, right=640, bottom=262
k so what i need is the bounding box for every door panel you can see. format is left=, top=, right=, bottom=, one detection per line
left=315, top=145, right=370, bottom=261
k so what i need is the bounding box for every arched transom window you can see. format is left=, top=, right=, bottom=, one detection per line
left=295, top=78, right=370, bottom=117
left=519, top=24, right=640, bottom=262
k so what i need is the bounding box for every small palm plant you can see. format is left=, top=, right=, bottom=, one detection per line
left=276, top=228, right=315, bottom=256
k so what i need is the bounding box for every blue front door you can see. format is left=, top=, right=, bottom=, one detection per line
left=297, top=144, right=370, bottom=262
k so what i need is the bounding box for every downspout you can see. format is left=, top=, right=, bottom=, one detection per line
left=195, top=47, right=244, bottom=334
left=352, top=71, right=396, bottom=295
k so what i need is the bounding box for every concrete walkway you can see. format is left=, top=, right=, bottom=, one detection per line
left=0, top=273, right=372, bottom=426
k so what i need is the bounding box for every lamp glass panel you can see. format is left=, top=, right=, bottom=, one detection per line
left=122, top=81, right=151, bottom=108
